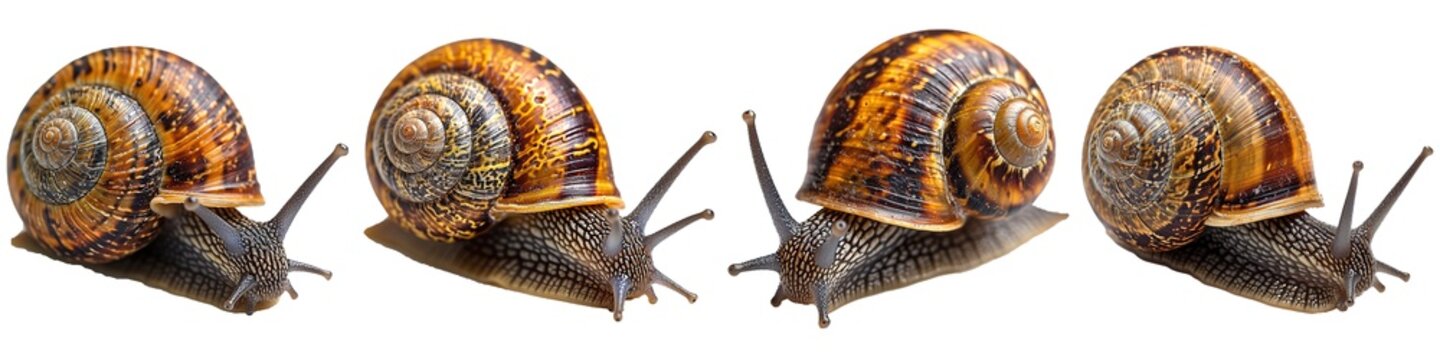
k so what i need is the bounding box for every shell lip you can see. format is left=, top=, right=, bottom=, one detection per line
left=493, top=195, right=624, bottom=214
left=795, top=190, right=963, bottom=232
left=152, top=191, right=265, bottom=209
left=1206, top=197, right=1322, bottom=227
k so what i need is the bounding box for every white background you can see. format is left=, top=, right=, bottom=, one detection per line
left=1, top=0, right=1436, bottom=358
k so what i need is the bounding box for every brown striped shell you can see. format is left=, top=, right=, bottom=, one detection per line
left=800, top=30, right=1055, bottom=232
left=7, top=47, right=263, bottom=264
left=367, top=39, right=622, bottom=243
left=1083, top=46, right=1321, bottom=252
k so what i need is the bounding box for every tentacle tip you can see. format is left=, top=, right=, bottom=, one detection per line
left=701, top=131, right=717, bottom=144
left=1423, top=146, right=1434, bottom=157
left=334, top=143, right=350, bottom=157
left=742, top=110, right=756, bottom=124
left=1352, top=161, right=1364, bottom=171
left=818, top=317, right=831, bottom=329
left=727, top=264, right=742, bottom=276
left=613, top=312, right=624, bottom=322
left=183, top=196, right=200, bottom=211
left=686, top=294, right=698, bottom=303
left=701, top=209, right=715, bottom=220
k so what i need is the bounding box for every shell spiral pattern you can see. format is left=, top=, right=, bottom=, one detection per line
left=800, top=29, right=1055, bottom=231
left=367, top=39, right=621, bottom=243
left=1083, top=47, right=1320, bottom=252
left=8, top=47, right=261, bottom=263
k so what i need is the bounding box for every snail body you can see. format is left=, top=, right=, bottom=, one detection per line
left=728, top=30, right=1066, bottom=328
left=9, top=47, right=346, bottom=314
left=364, top=39, right=713, bottom=321
left=1084, top=46, right=1429, bottom=312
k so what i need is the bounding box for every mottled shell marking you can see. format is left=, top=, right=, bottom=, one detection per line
left=8, top=47, right=262, bottom=263
left=367, top=39, right=621, bottom=243
left=1085, top=46, right=1321, bottom=251
left=1097, top=47, right=1319, bottom=227
left=800, top=30, right=1054, bottom=231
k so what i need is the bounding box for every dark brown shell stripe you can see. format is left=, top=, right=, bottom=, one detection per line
left=367, top=39, right=622, bottom=242
left=8, top=47, right=261, bottom=263
left=799, top=30, right=1051, bottom=232
left=1107, top=47, right=1319, bottom=226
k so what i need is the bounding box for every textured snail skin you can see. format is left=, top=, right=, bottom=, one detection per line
left=366, top=39, right=713, bottom=321
left=730, top=30, right=1064, bottom=328
left=370, top=205, right=710, bottom=315
left=13, top=144, right=347, bottom=314
left=1130, top=214, right=1375, bottom=312
left=1085, top=46, right=1429, bottom=312
left=9, top=47, right=344, bottom=314
left=730, top=207, right=1062, bottom=327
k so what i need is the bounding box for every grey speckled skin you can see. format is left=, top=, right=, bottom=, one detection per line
left=367, top=132, right=716, bottom=321
left=1124, top=148, right=1430, bottom=312
left=729, top=111, right=1065, bottom=328
left=731, top=207, right=1063, bottom=328
left=13, top=144, right=347, bottom=314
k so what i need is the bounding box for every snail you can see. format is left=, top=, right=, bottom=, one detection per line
left=728, top=30, right=1067, bottom=328
left=1083, top=46, right=1430, bottom=312
left=363, top=39, right=714, bottom=321
left=8, top=47, right=346, bottom=314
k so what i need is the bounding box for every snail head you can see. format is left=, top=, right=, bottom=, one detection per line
left=597, top=132, right=716, bottom=321
left=1330, top=146, right=1430, bottom=310
left=173, top=144, right=348, bottom=314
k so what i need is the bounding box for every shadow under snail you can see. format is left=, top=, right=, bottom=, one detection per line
left=728, top=30, right=1067, bottom=328
left=8, top=46, right=347, bottom=314
left=1084, top=46, right=1430, bottom=312
left=363, top=39, right=714, bottom=321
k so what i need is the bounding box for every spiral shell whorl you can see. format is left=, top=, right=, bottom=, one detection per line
left=11, top=85, right=164, bottom=263
left=371, top=73, right=513, bottom=242
left=1085, top=82, right=1223, bottom=252
left=799, top=30, right=1051, bottom=231
left=10, top=47, right=262, bottom=263
left=948, top=79, right=1055, bottom=218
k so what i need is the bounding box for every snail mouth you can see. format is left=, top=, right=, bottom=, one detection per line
left=223, top=260, right=332, bottom=315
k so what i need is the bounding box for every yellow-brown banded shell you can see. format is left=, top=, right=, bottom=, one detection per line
left=1084, top=46, right=1320, bottom=252
left=8, top=47, right=263, bottom=263
left=367, top=39, right=622, bottom=243
left=799, top=30, right=1054, bottom=232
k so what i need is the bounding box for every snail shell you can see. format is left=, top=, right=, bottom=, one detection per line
left=801, top=30, right=1055, bottom=230
left=1085, top=46, right=1320, bottom=252
left=367, top=39, right=621, bottom=243
left=9, top=47, right=261, bottom=264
